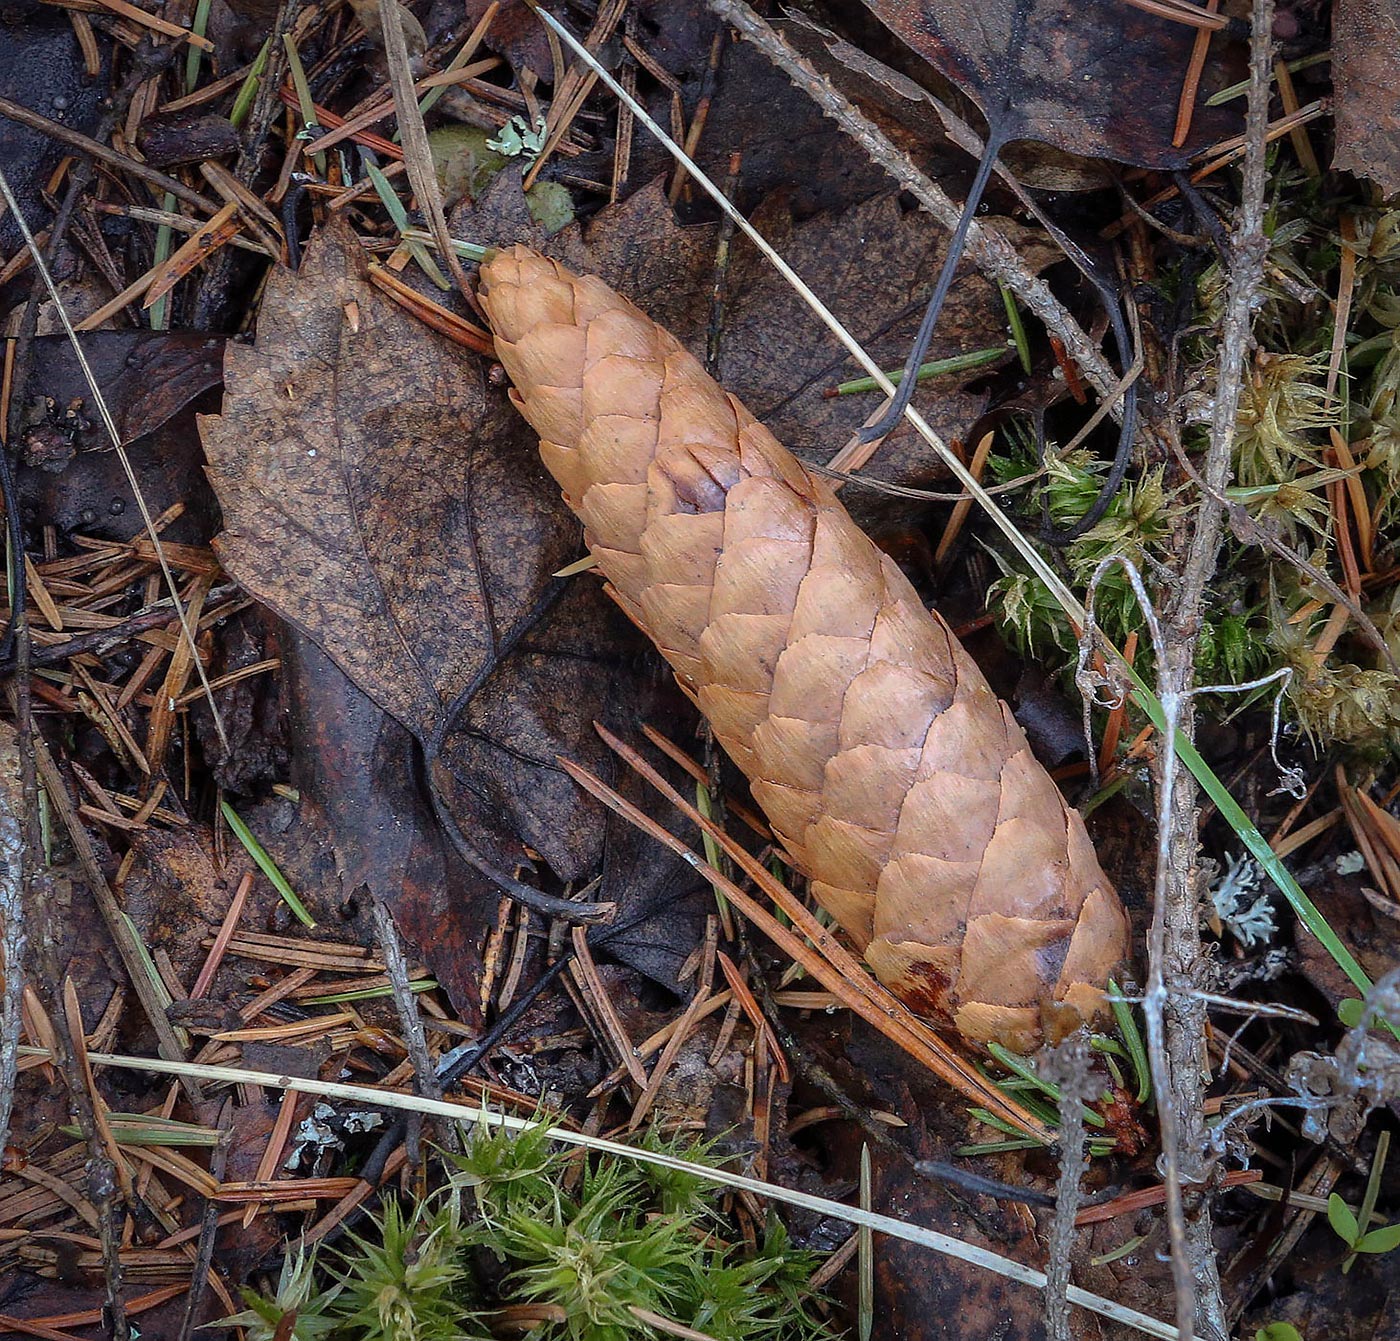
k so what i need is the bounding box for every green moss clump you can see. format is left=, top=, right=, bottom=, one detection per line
left=223, top=1122, right=838, bottom=1341
left=984, top=180, right=1400, bottom=760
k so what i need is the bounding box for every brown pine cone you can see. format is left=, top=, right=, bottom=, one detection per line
left=479, top=244, right=1131, bottom=1052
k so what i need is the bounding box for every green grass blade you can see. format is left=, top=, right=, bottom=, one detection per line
left=1108, top=979, right=1152, bottom=1104
left=303, top=979, right=437, bottom=1006
left=282, top=32, right=324, bottom=175
left=834, top=345, right=1007, bottom=396
left=185, top=0, right=211, bottom=93
left=1000, top=284, right=1033, bottom=375
left=220, top=800, right=316, bottom=928
left=230, top=38, right=270, bottom=129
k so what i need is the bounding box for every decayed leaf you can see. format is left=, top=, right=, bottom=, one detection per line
left=462, top=0, right=554, bottom=80
left=1332, top=0, right=1400, bottom=197
left=18, top=332, right=225, bottom=451
left=480, top=245, right=1132, bottom=1050
left=456, top=175, right=719, bottom=367
left=14, top=331, right=225, bottom=543
left=860, top=0, right=1244, bottom=167
left=0, top=9, right=109, bottom=257
left=203, top=218, right=555, bottom=738
left=459, top=175, right=1022, bottom=487
left=202, top=219, right=634, bottom=879
left=716, top=192, right=1047, bottom=473
left=199, top=219, right=710, bottom=994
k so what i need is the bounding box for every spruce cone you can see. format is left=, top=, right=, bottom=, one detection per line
left=479, top=245, right=1131, bottom=1051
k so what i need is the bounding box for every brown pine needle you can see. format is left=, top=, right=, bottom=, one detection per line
left=569, top=924, right=648, bottom=1088
left=1119, top=0, right=1228, bottom=27
left=563, top=726, right=1055, bottom=1142
left=62, top=979, right=133, bottom=1201
left=190, top=872, right=254, bottom=1000
left=1171, top=0, right=1221, bottom=147
left=1327, top=216, right=1359, bottom=401
left=1098, top=630, right=1139, bottom=780
left=242, top=1088, right=301, bottom=1228
left=86, top=0, right=212, bottom=48
left=1273, top=57, right=1322, bottom=177
left=142, top=201, right=242, bottom=309
left=1330, top=428, right=1373, bottom=573
left=367, top=261, right=495, bottom=356
left=714, top=951, right=790, bottom=1083
left=935, top=431, right=996, bottom=569
left=638, top=723, right=770, bottom=836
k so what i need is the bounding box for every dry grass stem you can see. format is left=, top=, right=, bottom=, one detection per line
left=30, top=1043, right=1178, bottom=1340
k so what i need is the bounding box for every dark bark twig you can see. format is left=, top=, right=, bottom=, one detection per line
left=370, top=892, right=454, bottom=1160
left=0, top=731, right=23, bottom=1161
left=1043, top=1036, right=1094, bottom=1341
left=176, top=1099, right=234, bottom=1341
left=0, top=94, right=221, bottom=215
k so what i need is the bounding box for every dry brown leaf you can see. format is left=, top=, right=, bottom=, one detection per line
left=199, top=219, right=710, bottom=994
left=203, top=217, right=562, bottom=741
left=715, top=192, right=1041, bottom=478
left=201, top=221, right=637, bottom=873
left=459, top=175, right=1022, bottom=495
left=859, top=0, right=1245, bottom=167
left=1332, top=0, right=1400, bottom=196
left=15, top=331, right=224, bottom=543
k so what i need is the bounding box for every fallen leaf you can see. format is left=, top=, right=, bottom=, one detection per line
left=1332, top=0, right=1400, bottom=196
left=15, top=331, right=225, bottom=543
left=460, top=174, right=1023, bottom=497
left=275, top=624, right=487, bottom=1011
left=781, top=8, right=1110, bottom=192
left=860, top=0, right=1245, bottom=167
left=462, top=0, right=554, bottom=80
left=121, top=827, right=251, bottom=992
left=200, top=217, right=709, bottom=992
left=202, top=214, right=580, bottom=788
left=716, top=191, right=1035, bottom=481
left=18, top=331, right=226, bottom=453
left=457, top=174, right=719, bottom=360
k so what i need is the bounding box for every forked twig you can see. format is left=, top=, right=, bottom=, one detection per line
left=370, top=892, right=450, bottom=1160
left=1146, top=5, right=1278, bottom=1338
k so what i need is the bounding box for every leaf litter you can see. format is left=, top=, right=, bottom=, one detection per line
left=4, top=2, right=1400, bottom=1339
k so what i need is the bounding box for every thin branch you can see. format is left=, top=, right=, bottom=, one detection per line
left=1146, top=4, right=1276, bottom=1339
left=0, top=729, right=22, bottom=1161
left=1044, top=1036, right=1094, bottom=1341
left=0, top=95, right=221, bottom=214
left=370, top=893, right=453, bottom=1160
